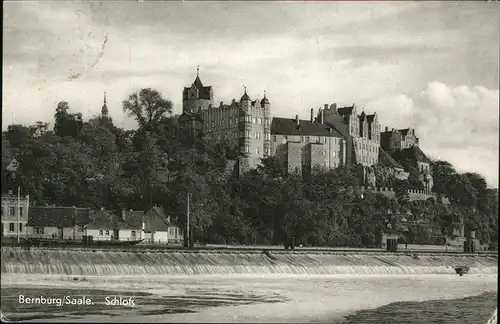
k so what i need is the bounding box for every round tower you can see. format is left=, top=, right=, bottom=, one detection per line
left=261, top=90, right=271, bottom=157
left=238, top=87, right=252, bottom=173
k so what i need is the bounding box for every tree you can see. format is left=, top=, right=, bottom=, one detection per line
left=122, top=88, right=173, bottom=134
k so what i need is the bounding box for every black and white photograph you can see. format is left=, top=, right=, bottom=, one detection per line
left=1, top=1, right=498, bottom=323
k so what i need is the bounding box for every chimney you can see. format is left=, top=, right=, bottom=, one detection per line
left=310, top=109, right=314, bottom=122
left=320, top=110, right=325, bottom=124
left=295, top=114, right=299, bottom=125
left=385, top=126, right=388, bottom=132
left=324, top=104, right=328, bottom=110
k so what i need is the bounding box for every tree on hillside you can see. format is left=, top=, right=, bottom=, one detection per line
left=54, top=102, right=83, bottom=138
left=122, top=88, right=173, bottom=133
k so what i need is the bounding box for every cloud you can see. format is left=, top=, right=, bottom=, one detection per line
left=2, top=2, right=498, bottom=186
left=369, top=82, right=499, bottom=187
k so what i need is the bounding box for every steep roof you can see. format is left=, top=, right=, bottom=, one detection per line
left=183, top=76, right=212, bottom=101
left=271, top=117, right=343, bottom=138
left=28, top=207, right=91, bottom=227
left=378, top=148, right=404, bottom=169
left=399, top=128, right=410, bottom=137
left=392, top=145, right=432, bottom=164
left=121, top=210, right=145, bottom=229
left=337, top=106, right=354, bottom=115
left=87, top=210, right=140, bottom=230
left=323, top=114, right=349, bottom=139
left=143, top=206, right=170, bottom=232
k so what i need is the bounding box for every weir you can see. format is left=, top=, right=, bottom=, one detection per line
left=1, top=247, right=497, bottom=277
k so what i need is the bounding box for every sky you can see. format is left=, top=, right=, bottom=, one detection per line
left=3, top=1, right=499, bottom=187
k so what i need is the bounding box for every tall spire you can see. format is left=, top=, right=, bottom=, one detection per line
left=197, top=65, right=199, bottom=77
left=101, top=91, right=109, bottom=117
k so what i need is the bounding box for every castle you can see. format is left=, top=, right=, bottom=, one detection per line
left=167, top=70, right=433, bottom=192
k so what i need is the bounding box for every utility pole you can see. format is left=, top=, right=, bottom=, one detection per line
left=17, top=186, right=20, bottom=243
left=186, top=193, right=191, bottom=248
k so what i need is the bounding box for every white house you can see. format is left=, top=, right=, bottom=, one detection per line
left=27, top=206, right=91, bottom=240
left=85, top=209, right=141, bottom=241
left=1, top=191, right=30, bottom=239
left=129, top=206, right=183, bottom=244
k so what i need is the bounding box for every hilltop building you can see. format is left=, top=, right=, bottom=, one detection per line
left=270, top=111, right=346, bottom=174
left=319, top=103, right=381, bottom=167
left=380, top=127, right=420, bottom=152
left=178, top=70, right=270, bottom=173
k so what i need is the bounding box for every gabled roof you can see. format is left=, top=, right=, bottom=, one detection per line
left=399, top=128, right=410, bottom=137
left=366, top=114, right=376, bottom=123
left=87, top=210, right=140, bottom=230
left=28, top=207, right=91, bottom=227
left=143, top=206, right=170, bottom=232
left=392, top=145, right=432, bottom=164
left=378, top=148, right=404, bottom=169
left=122, top=210, right=145, bottom=229
left=323, top=115, right=349, bottom=139
left=271, top=117, right=343, bottom=138
left=337, top=106, right=354, bottom=115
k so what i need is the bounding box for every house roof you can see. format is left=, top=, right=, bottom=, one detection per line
left=324, top=115, right=349, bottom=139
left=143, top=206, right=170, bottom=232
left=183, top=76, right=212, bottom=101
left=87, top=210, right=140, bottom=230
left=378, top=148, right=404, bottom=169
left=28, top=207, right=91, bottom=227
left=337, top=106, right=354, bottom=115
left=391, top=145, right=432, bottom=164
left=121, top=210, right=145, bottom=229
left=271, top=117, right=344, bottom=138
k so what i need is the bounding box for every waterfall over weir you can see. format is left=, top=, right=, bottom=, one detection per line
left=1, top=248, right=497, bottom=277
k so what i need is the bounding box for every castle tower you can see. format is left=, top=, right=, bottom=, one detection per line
left=182, top=66, right=214, bottom=113
left=101, top=92, right=109, bottom=118
left=238, top=87, right=252, bottom=173
left=261, top=90, right=271, bottom=157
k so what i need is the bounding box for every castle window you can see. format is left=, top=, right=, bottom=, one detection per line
left=258, top=118, right=262, bottom=124
left=245, top=146, right=250, bottom=153
left=99, top=230, right=103, bottom=235
left=273, top=135, right=276, bottom=142
left=229, top=119, right=232, bottom=125
left=323, top=150, right=326, bottom=157
left=9, top=207, right=14, bottom=216
left=235, top=117, right=238, bottom=124
left=35, top=227, right=44, bottom=234
left=323, top=137, right=327, bottom=143
left=211, top=121, right=215, bottom=128
left=300, top=136, right=304, bottom=142
left=332, top=151, right=336, bottom=157
left=258, top=133, right=261, bottom=140
left=9, top=223, right=14, bottom=232
left=256, top=148, right=260, bottom=155
left=253, top=117, right=256, bottom=124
